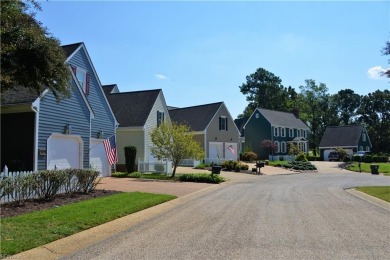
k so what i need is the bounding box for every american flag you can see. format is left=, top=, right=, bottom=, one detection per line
left=227, top=145, right=235, bottom=154
left=103, top=135, right=118, bottom=165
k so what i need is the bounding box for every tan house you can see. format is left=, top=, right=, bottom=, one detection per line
left=169, top=102, right=240, bottom=165
left=103, top=85, right=170, bottom=170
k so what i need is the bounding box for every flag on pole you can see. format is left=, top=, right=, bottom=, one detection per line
left=227, top=145, right=235, bottom=154
left=103, top=135, right=118, bottom=165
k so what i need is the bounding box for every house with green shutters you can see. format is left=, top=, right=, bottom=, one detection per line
left=242, top=108, right=310, bottom=160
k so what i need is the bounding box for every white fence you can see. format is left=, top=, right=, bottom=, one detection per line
left=178, top=159, right=201, bottom=167
left=268, top=155, right=295, bottom=161
left=137, top=160, right=172, bottom=174
left=0, top=167, right=35, bottom=203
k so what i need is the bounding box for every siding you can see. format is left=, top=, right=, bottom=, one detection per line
left=205, top=104, right=240, bottom=158
left=116, top=129, right=144, bottom=164
left=144, top=91, right=171, bottom=162
left=245, top=111, right=271, bottom=159
left=67, top=48, right=116, bottom=139
left=37, top=80, right=91, bottom=170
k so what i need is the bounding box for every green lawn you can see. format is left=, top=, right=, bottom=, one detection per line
left=1, top=192, right=176, bottom=256
left=112, top=172, right=225, bottom=183
left=268, top=160, right=289, bottom=166
left=346, top=163, right=390, bottom=174
left=356, top=186, right=390, bottom=203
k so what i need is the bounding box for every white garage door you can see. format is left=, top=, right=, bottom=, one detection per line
left=209, top=142, right=224, bottom=160
left=224, top=143, right=238, bottom=161
left=90, top=139, right=111, bottom=177
left=47, top=134, right=82, bottom=170
left=324, top=149, right=353, bottom=161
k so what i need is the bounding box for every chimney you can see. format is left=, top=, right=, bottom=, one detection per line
left=292, top=108, right=299, bottom=118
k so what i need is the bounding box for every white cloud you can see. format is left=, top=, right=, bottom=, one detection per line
left=367, top=66, right=388, bottom=79
left=154, top=74, right=169, bottom=80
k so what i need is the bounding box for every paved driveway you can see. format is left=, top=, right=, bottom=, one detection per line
left=63, top=172, right=390, bottom=260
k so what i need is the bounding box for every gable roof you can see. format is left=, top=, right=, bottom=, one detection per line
left=105, top=89, right=161, bottom=127
left=62, top=42, right=83, bottom=58
left=256, top=108, right=309, bottom=129
left=102, top=84, right=117, bottom=96
left=169, top=102, right=223, bottom=131
left=319, top=125, right=367, bottom=148
left=1, top=86, right=40, bottom=105
left=234, top=117, right=248, bottom=136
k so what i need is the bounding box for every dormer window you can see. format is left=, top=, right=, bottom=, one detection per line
left=72, top=66, right=90, bottom=95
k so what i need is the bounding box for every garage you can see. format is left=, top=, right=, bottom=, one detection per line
left=47, top=134, right=83, bottom=170
left=224, top=142, right=238, bottom=161
left=90, top=138, right=111, bottom=177
left=209, top=142, right=224, bottom=160
left=323, top=149, right=353, bottom=161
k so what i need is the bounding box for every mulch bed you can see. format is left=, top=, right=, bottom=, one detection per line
left=1, top=189, right=120, bottom=218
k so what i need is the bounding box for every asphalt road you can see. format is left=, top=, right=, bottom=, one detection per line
left=63, top=172, right=390, bottom=260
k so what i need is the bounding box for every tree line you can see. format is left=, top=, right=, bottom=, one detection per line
left=238, top=67, right=390, bottom=154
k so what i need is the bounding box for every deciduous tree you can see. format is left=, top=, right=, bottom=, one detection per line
left=1, top=0, right=70, bottom=100
left=150, top=122, right=204, bottom=177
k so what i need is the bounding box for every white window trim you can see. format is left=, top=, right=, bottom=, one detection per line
left=274, top=126, right=279, bottom=137
left=281, top=141, right=286, bottom=153
left=289, top=128, right=293, bottom=137
left=220, top=116, right=227, bottom=131
left=281, top=128, right=285, bottom=137
left=76, top=67, right=87, bottom=92
left=274, top=141, right=280, bottom=153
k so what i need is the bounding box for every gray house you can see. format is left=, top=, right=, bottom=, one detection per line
left=169, top=102, right=240, bottom=164
left=319, top=125, right=372, bottom=161
left=1, top=42, right=117, bottom=176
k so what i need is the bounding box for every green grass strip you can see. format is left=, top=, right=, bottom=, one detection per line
left=356, top=186, right=390, bottom=203
left=347, top=163, right=390, bottom=174
left=1, top=192, right=176, bottom=255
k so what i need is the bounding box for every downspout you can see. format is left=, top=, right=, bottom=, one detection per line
left=31, top=101, right=40, bottom=172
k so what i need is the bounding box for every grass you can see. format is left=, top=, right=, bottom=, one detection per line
left=1, top=192, right=176, bottom=256
left=268, top=160, right=289, bottom=167
left=356, top=186, right=390, bottom=203
left=346, top=162, right=390, bottom=174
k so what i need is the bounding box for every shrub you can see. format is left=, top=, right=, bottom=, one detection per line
left=295, top=152, right=308, bottom=161
left=364, top=155, right=373, bottom=163
left=343, top=156, right=350, bottom=162
left=279, top=156, right=284, bottom=161
left=307, top=156, right=319, bottom=161
left=34, top=170, right=67, bottom=200
left=128, top=172, right=142, bottom=178
left=222, top=160, right=237, bottom=171
left=242, top=152, right=258, bottom=162
left=265, top=160, right=269, bottom=165
left=124, top=146, right=137, bottom=173
left=178, top=173, right=224, bottom=184
left=74, top=169, right=100, bottom=193
left=352, top=155, right=361, bottom=162
left=0, top=176, right=13, bottom=200
left=111, top=172, right=130, bottom=178
left=235, top=165, right=240, bottom=172
left=251, top=168, right=257, bottom=172
left=240, top=164, right=249, bottom=170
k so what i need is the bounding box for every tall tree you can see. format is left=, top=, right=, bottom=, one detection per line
left=298, top=79, right=330, bottom=155
left=150, top=122, right=205, bottom=177
left=357, top=90, right=390, bottom=153
left=332, top=89, right=361, bottom=125
left=239, top=68, right=290, bottom=118
left=382, top=40, right=390, bottom=78
left=1, top=0, right=70, bottom=100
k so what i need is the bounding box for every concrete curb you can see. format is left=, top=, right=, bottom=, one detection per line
left=345, top=188, right=390, bottom=211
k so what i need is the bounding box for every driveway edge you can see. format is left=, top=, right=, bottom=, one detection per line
left=345, top=188, right=390, bottom=211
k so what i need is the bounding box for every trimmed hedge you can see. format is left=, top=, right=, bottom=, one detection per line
left=178, top=173, right=224, bottom=183
left=283, top=161, right=317, bottom=171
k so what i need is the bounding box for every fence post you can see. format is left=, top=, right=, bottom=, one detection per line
left=3, top=165, right=8, bottom=175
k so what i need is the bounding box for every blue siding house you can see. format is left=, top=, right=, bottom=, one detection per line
left=1, top=42, right=117, bottom=176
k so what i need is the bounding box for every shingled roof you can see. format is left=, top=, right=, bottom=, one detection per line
left=169, top=102, right=223, bottom=131
left=102, top=84, right=117, bottom=96
left=234, top=117, right=248, bottom=137
left=61, top=42, right=83, bottom=58
left=319, top=125, right=364, bottom=148
left=105, top=89, right=161, bottom=127
left=257, top=108, right=309, bottom=129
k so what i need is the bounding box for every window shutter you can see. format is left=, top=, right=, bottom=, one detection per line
left=72, top=66, right=77, bottom=75
left=219, top=117, right=222, bottom=130
left=86, top=73, right=90, bottom=95
left=226, top=118, right=228, bottom=131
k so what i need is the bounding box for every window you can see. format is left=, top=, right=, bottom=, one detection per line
left=362, top=133, right=366, bottom=142
left=303, top=130, right=307, bottom=138
left=281, top=142, right=286, bottom=153
left=289, top=128, right=293, bottom=137
left=157, top=111, right=164, bottom=127
left=359, top=146, right=363, bottom=151
left=281, top=128, right=286, bottom=137
left=72, top=67, right=90, bottom=95
left=219, top=117, right=228, bottom=131
left=255, top=113, right=259, bottom=119
left=274, top=141, right=280, bottom=153
left=274, top=126, right=279, bottom=137
left=366, top=146, right=370, bottom=152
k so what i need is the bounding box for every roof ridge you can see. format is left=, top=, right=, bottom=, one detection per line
left=258, top=107, right=293, bottom=115
left=61, top=42, right=84, bottom=48
left=108, top=89, right=161, bottom=95
left=170, top=102, right=223, bottom=111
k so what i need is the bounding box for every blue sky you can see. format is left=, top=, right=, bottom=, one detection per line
left=36, top=1, right=389, bottom=118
